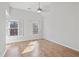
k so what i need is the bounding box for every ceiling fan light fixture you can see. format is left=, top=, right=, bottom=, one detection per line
left=37, top=8, right=42, bottom=13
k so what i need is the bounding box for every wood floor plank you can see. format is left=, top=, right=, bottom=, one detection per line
left=4, top=39, right=79, bottom=57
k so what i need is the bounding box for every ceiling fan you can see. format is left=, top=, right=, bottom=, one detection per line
left=37, top=2, right=49, bottom=13
left=37, top=2, right=42, bottom=13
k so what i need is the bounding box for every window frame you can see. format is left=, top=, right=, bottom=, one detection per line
left=8, top=20, right=19, bottom=36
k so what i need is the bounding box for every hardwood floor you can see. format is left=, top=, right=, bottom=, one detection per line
left=4, top=39, right=79, bottom=57
left=39, top=39, right=79, bottom=57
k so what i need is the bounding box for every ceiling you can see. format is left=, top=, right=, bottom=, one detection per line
left=9, top=2, right=52, bottom=13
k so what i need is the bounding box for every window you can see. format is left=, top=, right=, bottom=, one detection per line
left=9, top=21, right=18, bottom=36
left=33, top=23, right=38, bottom=34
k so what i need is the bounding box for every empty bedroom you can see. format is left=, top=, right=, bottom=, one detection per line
left=0, top=2, right=79, bottom=57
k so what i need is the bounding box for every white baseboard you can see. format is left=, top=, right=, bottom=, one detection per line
left=46, top=39, right=79, bottom=52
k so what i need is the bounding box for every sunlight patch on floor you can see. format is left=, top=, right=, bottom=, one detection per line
left=31, top=41, right=39, bottom=57
left=22, top=41, right=39, bottom=55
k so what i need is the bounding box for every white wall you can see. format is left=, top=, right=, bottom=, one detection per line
left=6, top=8, right=43, bottom=43
left=44, top=2, right=79, bottom=51
left=0, top=3, right=9, bottom=56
